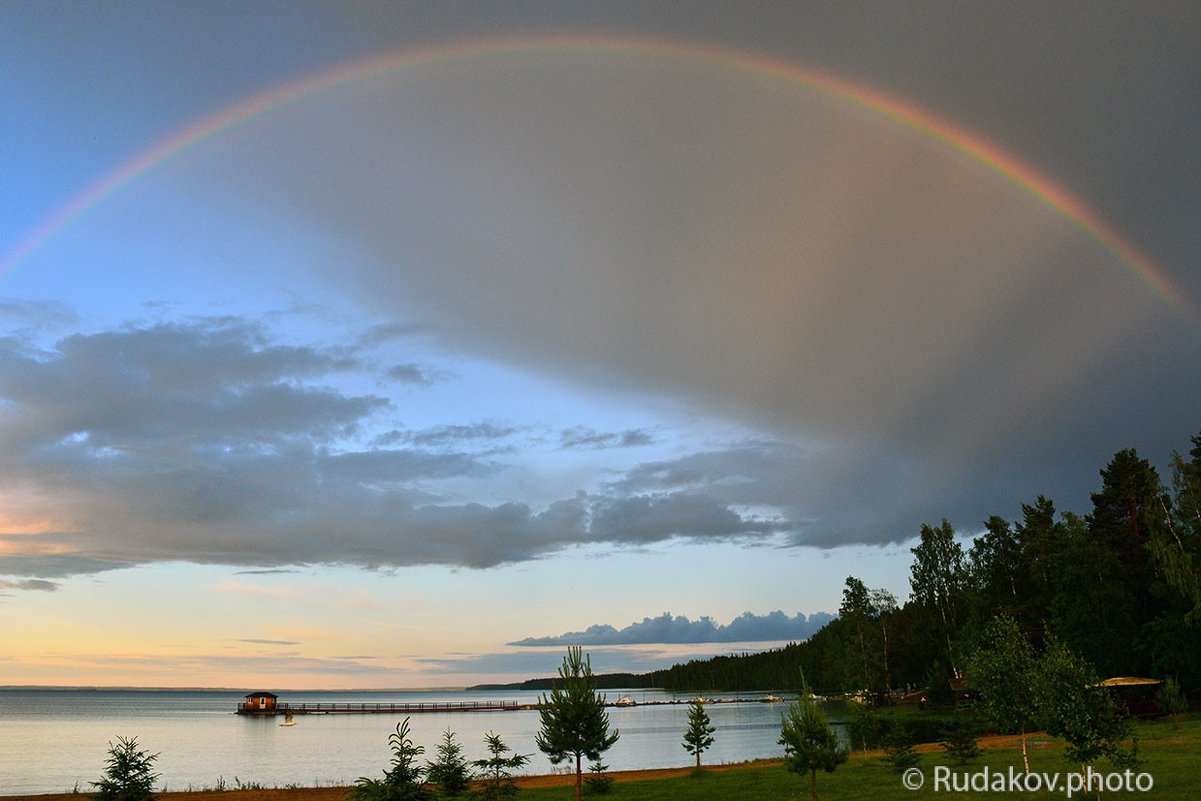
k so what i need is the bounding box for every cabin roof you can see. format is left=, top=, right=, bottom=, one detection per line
left=245, top=691, right=279, bottom=698
left=1099, top=677, right=1161, bottom=687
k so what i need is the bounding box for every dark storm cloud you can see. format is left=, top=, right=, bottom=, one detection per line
left=590, top=493, right=789, bottom=543
left=510, top=610, right=835, bottom=646
left=220, top=30, right=1196, bottom=548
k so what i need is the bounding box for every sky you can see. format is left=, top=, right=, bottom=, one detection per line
left=1, top=2, right=1199, bottom=689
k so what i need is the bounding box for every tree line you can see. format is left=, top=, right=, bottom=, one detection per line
left=585, top=433, right=1201, bottom=698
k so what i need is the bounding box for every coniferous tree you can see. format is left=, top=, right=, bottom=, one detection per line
left=536, top=647, right=620, bottom=801
left=92, top=736, right=159, bottom=801
left=351, top=718, right=431, bottom=801
left=778, top=674, right=847, bottom=801
left=472, top=732, right=529, bottom=801
left=1087, top=449, right=1165, bottom=628
left=426, top=728, right=471, bottom=797
left=681, top=698, right=716, bottom=771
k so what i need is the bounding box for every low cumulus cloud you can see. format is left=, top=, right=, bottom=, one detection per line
left=510, top=610, right=834, bottom=646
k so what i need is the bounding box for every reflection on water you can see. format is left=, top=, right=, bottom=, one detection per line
left=0, top=689, right=846, bottom=793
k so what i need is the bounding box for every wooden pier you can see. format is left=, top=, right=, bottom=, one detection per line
left=237, top=699, right=528, bottom=716
left=236, top=693, right=796, bottom=716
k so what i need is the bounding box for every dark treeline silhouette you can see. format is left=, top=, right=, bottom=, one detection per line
left=478, top=433, right=1201, bottom=698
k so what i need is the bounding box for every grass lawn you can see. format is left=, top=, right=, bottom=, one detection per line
left=518, top=715, right=1200, bottom=801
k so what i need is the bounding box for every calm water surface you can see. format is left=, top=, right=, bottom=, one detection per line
left=0, top=689, right=845, bottom=793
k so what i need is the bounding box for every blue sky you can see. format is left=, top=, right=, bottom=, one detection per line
left=1, top=2, right=1199, bottom=688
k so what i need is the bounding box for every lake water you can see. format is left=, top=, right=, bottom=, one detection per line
left=0, top=688, right=846, bottom=793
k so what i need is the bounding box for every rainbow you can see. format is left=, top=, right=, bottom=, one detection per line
left=3, top=34, right=1193, bottom=323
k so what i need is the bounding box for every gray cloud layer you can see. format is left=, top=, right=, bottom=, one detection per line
left=180, top=34, right=1199, bottom=548
left=4, top=8, right=1199, bottom=582
left=0, top=316, right=794, bottom=580
left=510, top=611, right=834, bottom=646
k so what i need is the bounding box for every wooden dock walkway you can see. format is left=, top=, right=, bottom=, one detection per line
left=236, top=700, right=528, bottom=716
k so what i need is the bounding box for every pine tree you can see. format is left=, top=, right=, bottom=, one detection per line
left=681, top=698, right=716, bottom=771
left=778, top=674, right=848, bottom=801
left=536, top=647, right=620, bottom=801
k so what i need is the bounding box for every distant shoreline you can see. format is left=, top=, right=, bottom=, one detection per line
left=0, top=685, right=472, bottom=693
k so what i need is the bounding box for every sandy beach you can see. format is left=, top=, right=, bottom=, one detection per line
left=2, top=736, right=1044, bottom=801
left=1, top=761, right=786, bottom=801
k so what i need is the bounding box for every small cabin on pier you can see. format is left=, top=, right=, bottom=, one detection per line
left=243, top=691, right=278, bottom=712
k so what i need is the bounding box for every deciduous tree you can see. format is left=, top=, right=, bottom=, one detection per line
left=965, top=613, right=1038, bottom=771
left=909, top=519, right=966, bottom=674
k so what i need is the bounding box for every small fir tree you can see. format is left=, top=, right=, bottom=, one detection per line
left=881, top=725, right=921, bottom=773
left=778, top=675, right=848, bottom=801
left=426, top=728, right=471, bottom=797
left=582, top=761, right=613, bottom=795
left=92, top=736, right=159, bottom=801
left=536, top=647, right=620, bottom=801
left=350, top=718, right=431, bottom=801
left=1156, top=676, right=1188, bottom=726
left=681, top=698, right=716, bottom=771
left=939, top=720, right=982, bottom=765
left=472, top=731, right=529, bottom=801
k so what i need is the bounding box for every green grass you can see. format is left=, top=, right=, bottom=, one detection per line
left=517, top=715, right=1201, bottom=801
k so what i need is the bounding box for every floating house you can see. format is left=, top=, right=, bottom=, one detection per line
left=242, top=691, right=279, bottom=712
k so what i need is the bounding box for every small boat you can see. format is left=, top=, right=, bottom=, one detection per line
left=615, top=696, right=637, bottom=707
